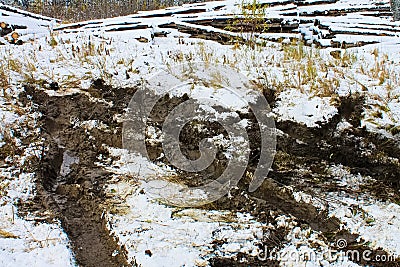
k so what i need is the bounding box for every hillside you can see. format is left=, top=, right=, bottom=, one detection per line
left=0, top=1, right=400, bottom=266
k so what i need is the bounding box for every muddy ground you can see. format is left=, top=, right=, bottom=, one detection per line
left=17, top=80, right=400, bottom=267
left=19, top=83, right=137, bottom=267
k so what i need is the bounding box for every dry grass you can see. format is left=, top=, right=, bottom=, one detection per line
left=163, top=39, right=400, bottom=101
left=0, top=32, right=122, bottom=89
left=1, top=29, right=398, bottom=133
left=0, top=61, right=9, bottom=89
left=259, top=41, right=344, bottom=96
left=0, top=229, right=19, bottom=239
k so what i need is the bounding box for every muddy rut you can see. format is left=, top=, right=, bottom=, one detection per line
left=20, top=84, right=137, bottom=267
left=17, top=81, right=400, bottom=266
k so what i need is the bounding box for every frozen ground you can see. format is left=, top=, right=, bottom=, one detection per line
left=0, top=90, right=75, bottom=265
left=0, top=0, right=400, bottom=266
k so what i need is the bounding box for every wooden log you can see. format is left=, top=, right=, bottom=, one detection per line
left=136, top=37, right=149, bottom=43
left=0, top=26, right=12, bottom=37
left=11, top=32, right=19, bottom=40
left=154, top=31, right=168, bottom=37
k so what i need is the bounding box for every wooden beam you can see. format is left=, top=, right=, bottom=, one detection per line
left=11, top=32, right=19, bottom=40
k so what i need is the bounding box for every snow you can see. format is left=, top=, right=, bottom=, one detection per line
left=100, top=147, right=267, bottom=266
left=0, top=54, right=74, bottom=267
left=1, top=0, right=397, bottom=136
left=326, top=165, right=400, bottom=256
left=285, top=165, right=400, bottom=265
left=257, top=214, right=363, bottom=267
left=0, top=3, right=55, bottom=41
left=99, top=147, right=175, bottom=177
left=283, top=164, right=400, bottom=259
left=0, top=206, right=75, bottom=267
left=274, top=90, right=338, bottom=127
left=0, top=101, right=21, bottom=147
left=329, top=196, right=400, bottom=256
left=1, top=0, right=400, bottom=265
left=0, top=163, right=75, bottom=267
left=106, top=181, right=268, bottom=266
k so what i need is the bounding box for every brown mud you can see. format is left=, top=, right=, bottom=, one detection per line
left=19, top=83, right=137, bottom=267
left=144, top=89, right=400, bottom=266
left=17, top=81, right=400, bottom=266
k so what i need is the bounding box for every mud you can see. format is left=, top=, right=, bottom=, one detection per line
left=143, top=89, right=400, bottom=266
left=18, top=81, right=400, bottom=266
left=273, top=93, right=400, bottom=197
left=216, top=90, right=400, bottom=266
left=19, top=84, right=137, bottom=267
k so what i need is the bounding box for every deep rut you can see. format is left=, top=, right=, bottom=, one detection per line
left=19, top=84, right=137, bottom=267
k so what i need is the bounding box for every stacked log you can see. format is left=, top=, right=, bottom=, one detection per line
left=0, top=22, right=22, bottom=45
left=0, top=22, right=12, bottom=36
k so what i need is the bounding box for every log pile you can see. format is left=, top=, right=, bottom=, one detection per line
left=189, top=18, right=299, bottom=34
left=0, top=22, right=22, bottom=45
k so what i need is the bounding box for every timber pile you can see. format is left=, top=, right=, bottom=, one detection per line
left=53, top=0, right=398, bottom=48
left=0, top=3, right=57, bottom=45
left=1, top=0, right=398, bottom=48
left=0, top=22, right=22, bottom=44
left=189, top=18, right=299, bottom=33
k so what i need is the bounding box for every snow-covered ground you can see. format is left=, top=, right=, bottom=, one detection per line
left=0, top=7, right=74, bottom=264
left=0, top=94, right=75, bottom=265
left=0, top=188, right=74, bottom=267
left=1, top=0, right=400, bottom=266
